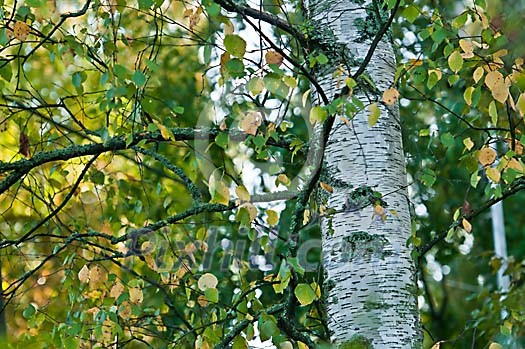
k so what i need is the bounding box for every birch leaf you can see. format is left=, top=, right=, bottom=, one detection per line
left=368, top=102, right=380, bottom=127
left=382, top=88, right=399, bottom=105
left=78, top=265, right=90, bottom=283
left=463, top=86, right=474, bottom=106
left=266, top=209, right=278, bottom=226
left=485, top=71, right=504, bottom=90
left=129, top=287, right=143, bottom=304
left=517, top=93, right=525, bottom=116
left=448, top=51, right=463, bottom=73
left=462, top=218, right=472, bottom=233
left=13, top=21, right=30, bottom=41
left=294, top=283, right=317, bottom=306
left=488, top=101, right=498, bottom=125
left=488, top=343, right=503, bottom=349
left=235, top=185, right=250, bottom=202
left=319, top=181, right=333, bottom=193
left=265, top=50, right=283, bottom=66
left=309, top=106, right=327, bottom=124
left=248, top=77, right=264, bottom=95
left=224, top=34, right=246, bottom=57
left=463, top=137, right=474, bottom=150
left=473, top=66, right=484, bottom=83
left=198, top=273, right=218, bottom=291
left=478, top=147, right=496, bottom=166
left=239, top=111, right=261, bottom=136
left=486, top=167, right=501, bottom=183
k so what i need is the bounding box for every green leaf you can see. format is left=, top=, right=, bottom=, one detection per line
left=368, top=102, right=380, bottom=127
left=287, top=257, right=305, bottom=276
left=448, top=51, right=463, bottom=73
left=225, top=58, right=245, bottom=78
left=403, top=5, right=419, bottom=23
left=294, top=283, right=317, bottom=306
left=25, top=0, right=44, bottom=7
left=23, top=304, right=36, bottom=319
left=0, top=60, right=12, bottom=81
left=224, top=34, right=247, bottom=57
left=204, top=288, right=219, bottom=303
left=309, top=106, right=328, bottom=124
left=419, top=168, right=436, bottom=188
left=215, top=132, right=229, bottom=149
left=138, top=0, right=153, bottom=10
left=132, top=70, right=146, bottom=87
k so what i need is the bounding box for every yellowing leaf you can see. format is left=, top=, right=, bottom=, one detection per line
left=368, top=102, right=380, bottom=127
left=266, top=209, right=279, bottom=226
left=486, top=167, right=501, bottom=183
left=198, top=273, right=218, bottom=291
left=239, top=111, right=261, bottom=136
left=478, top=147, right=497, bottom=166
left=382, top=88, right=399, bottom=105
left=129, top=287, right=143, bottom=304
left=235, top=185, right=250, bottom=202
left=240, top=202, right=257, bottom=222
left=517, top=93, right=525, bottom=116
left=507, top=158, right=525, bottom=172
left=89, top=265, right=104, bottom=283
left=462, top=218, right=472, bottom=233
left=309, top=106, right=328, bottom=124
left=488, top=100, right=498, bottom=125
left=276, top=173, right=290, bottom=186
left=297, top=342, right=309, bottom=349
left=78, top=265, right=90, bottom=283
left=319, top=181, right=333, bottom=193
left=265, top=50, right=283, bottom=66
left=248, top=77, right=264, bottom=96
left=463, top=137, right=474, bottom=150
left=13, top=21, right=30, bottom=41
left=294, top=283, right=317, bottom=306
left=463, top=86, right=475, bottom=106
left=448, top=51, right=463, bottom=73
left=224, top=34, right=246, bottom=58
left=473, top=66, right=484, bottom=83
left=209, top=172, right=230, bottom=205
left=488, top=343, right=503, bottom=349
left=279, top=341, right=293, bottom=349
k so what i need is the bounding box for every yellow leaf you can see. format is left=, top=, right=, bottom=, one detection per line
left=506, top=158, right=524, bottom=172
left=491, top=82, right=509, bottom=104
left=129, top=287, right=143, bottom=304
left=488, top=343, right=503, bottom=349
left=89, top=265, right=104, bottom=283
left=368, top=102, right=380, bottom=127
left=463, top=137, right=474, bottom=150
left=488, top=100, right=498, bottom=124
left=265, top=50, right=283, bottom=66
left=382, top=88, right=399, bottom=105
left=223, top=20, right=234, bottom=35
left=459, top=39, right=474, bottom=58
left=266, top=209, right=279, bottom=226
left=276, top=173, right=290, bottom=186
left=78, top=265, right=90, bottom=283
left=341, top=116, right=351, bottom=126
left=430, top=342, right=441, bottom=349
left=478, top=147, right=497, bottom=166
left=235, top=185, right=250, bottom=202
left=198, top=273, right=218, bottom=291
left=297, top=342, right=309, bottom=349
left=473, top=66, right=484, bottom=83
left=239, top=111, right=262, bottom=136
left=110, top=282, right=125, bottom=298
left=485, top=71, right=504, bottom=90
left=319, top=181, right=333, bottom=193
left=462, top=218, right=472, bottom=233
left=13, top=21, right=30, bottom=41
left=486, top=167, right=501, bottom=183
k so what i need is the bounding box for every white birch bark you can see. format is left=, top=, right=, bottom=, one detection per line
left=309, top=0, right=422, bottom=346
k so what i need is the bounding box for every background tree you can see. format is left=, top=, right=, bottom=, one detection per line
left=0, top=0, right=524, bottom=348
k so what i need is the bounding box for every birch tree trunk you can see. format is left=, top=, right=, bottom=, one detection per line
left=309, top=0, right=422, bottom=346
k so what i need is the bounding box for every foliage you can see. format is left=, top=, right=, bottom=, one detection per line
left=0, top=0, right=523, bottom=348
